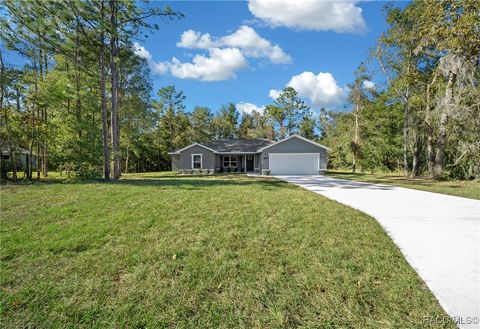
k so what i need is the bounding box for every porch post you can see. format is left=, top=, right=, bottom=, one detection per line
left=243, top=155, right=246, bottom=173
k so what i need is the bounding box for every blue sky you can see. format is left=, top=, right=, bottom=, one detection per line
left=137, top=0, right=401, bottom=114
left=4, top=1, right=407, bottom=114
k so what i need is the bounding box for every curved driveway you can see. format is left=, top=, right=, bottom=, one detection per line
left=276, top=175, right=480, bottom=329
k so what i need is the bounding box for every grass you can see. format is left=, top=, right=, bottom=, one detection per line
left=1, top=172, right=453, bottom=328
left=327, top=171, right=480, bottom=200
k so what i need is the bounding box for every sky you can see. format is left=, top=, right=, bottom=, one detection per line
left=3, top=0, right=408, bottom=115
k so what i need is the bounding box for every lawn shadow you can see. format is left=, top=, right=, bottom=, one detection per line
left=3, top=173, right=302, bottom=192
left=330, top=171, right=369, bottom=177
left=5, top=174, right=289, bottom=192
left=113, top=176, right=289, bottom=191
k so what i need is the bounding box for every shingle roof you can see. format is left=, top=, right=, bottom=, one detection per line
left=202, top=138, right=274, bottom=153
left=168, top=135, right=330, bottom=155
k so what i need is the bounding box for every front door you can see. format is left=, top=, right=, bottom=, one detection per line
left=246, top=155, right=254, bottom=172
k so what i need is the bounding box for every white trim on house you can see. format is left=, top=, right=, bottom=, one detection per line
left=168, top=143, right=218, bottom=155
left=258, top=135, right=331, bottom=152
left=217, top=151, right=259, bottom=155
left=191, top=153, right=203, bottom=169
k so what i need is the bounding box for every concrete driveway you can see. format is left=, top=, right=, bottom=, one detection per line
left=276, top=175, right=480, bottom=328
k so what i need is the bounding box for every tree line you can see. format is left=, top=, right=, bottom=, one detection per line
left=1, top=0, right=319, bottom=180
left=1, top=0, right=479, bottom=181
left=1, top=0, right=182, bottom=180
left=322, top=1, right=479, bottom=179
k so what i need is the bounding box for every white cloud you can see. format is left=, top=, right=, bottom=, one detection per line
left=362, top=80, right=375, bottom=89
left=269, top=71, right=346, bottom=107
left=176, top=25, right=291, bottom=64
left=236, top=102, right=265, bottom=114
left=132, top=43, right=248, bottom=81
left=176, top=30, right=216, bottom=49
left=248, top=0, right=366, bottom=33
left=133, top=42, right=152, bottom=61
left=134, top=25, right=290, bottom=82
left=268, top=89, right=281, bottom=99
left=151, top=61, right=169, bottom=75
left=169, top=48, right=248, bottom=81
left=133, top=42, right=168, bottom=75
left=221, top=25, right=291, bottom=63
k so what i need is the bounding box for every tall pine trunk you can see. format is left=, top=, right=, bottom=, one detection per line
left=402, top=61, right=412, bottom=177
left=425, top=74, right=437, bottom=178
left=42, top=48, right=48, bottom=177
left=9, top=149, right=17, bottom=181
left=352, top=105, right=359, bottom=173
left=402, top=87, right=410, bottom=176
left=100, top=0, right=110, bottom=179
left=27, top=143, right=33, bottom=180
left=110, top=0, right=121, bottom=179
left=33, top=58, right=40, bottom=180
left=125, top=145, right=129, bottom=174
left=410, top=128, right=420, bottom=177
left=433, top=71, right=456, bottom=179
left=36, top=145, right=40, bottom=180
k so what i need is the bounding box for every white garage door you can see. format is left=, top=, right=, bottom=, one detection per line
left=269, top=153, right=318, bottom=175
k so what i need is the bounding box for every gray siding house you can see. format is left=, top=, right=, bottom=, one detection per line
left=169, top=135, right=330, bottom=175
left=1, top=146, right=37, bottom=171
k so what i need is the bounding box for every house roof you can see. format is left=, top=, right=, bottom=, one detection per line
left=1, top=146, right=32, bottom=155
left=168, top=138, right=274, bottom=155
left=168, top=135, right=330, bottom=155
left=258, top=135, right=331, bottom=152
left=167, top=143, right=218, bottom=155
left=202, top=138, right=274, bottom=153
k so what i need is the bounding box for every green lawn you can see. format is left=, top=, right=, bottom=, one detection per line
left=327, top=171, right=480, bottom=200
left=1, top=172, right=453, bottom=328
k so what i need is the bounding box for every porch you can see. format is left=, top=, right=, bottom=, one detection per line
left=215, top=154, right=259, bottom=173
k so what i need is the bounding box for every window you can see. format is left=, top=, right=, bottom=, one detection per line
left=192, top=154, right=202, bottom=169
left=223, top=155, right=237, bottom=168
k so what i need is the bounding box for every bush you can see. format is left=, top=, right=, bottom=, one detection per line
left=76, top=163, right=102, bottom=180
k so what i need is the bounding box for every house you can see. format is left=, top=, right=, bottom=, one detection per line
left=1, top=146, right=37, bottom=171
left=168, top=135, right=330, bottom=175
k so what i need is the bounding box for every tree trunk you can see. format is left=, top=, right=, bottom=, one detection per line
left=100, top=0, right=110, bottom=180
left=433, top=71, right=456, bottom=179
left=352, top=106, right=359, bottom=173
left=110, top=0, right=121, bottom=179
left=27, top=142, right=33, bottom=180
left=402, top=102, right=409, bottom=176
left=9, top=148, right=17, bottom=181
left=426, top=135, right=435, bottom=177
left=410, top=128, right=420, bottom=177
left=279, top=120, right=285, bottom=139
left=42, top=138, right=48, bottom=176
left=32, top=57, right=40, bottom=180
left=38, top=49, right=44, bottom=177
left=125, top=145, right=129, bottom=174
left=43, top=49, right=48, bottom=177
left=425, top=74, right=437, bottom=178
left=36, top=145, right=41, bottom=180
